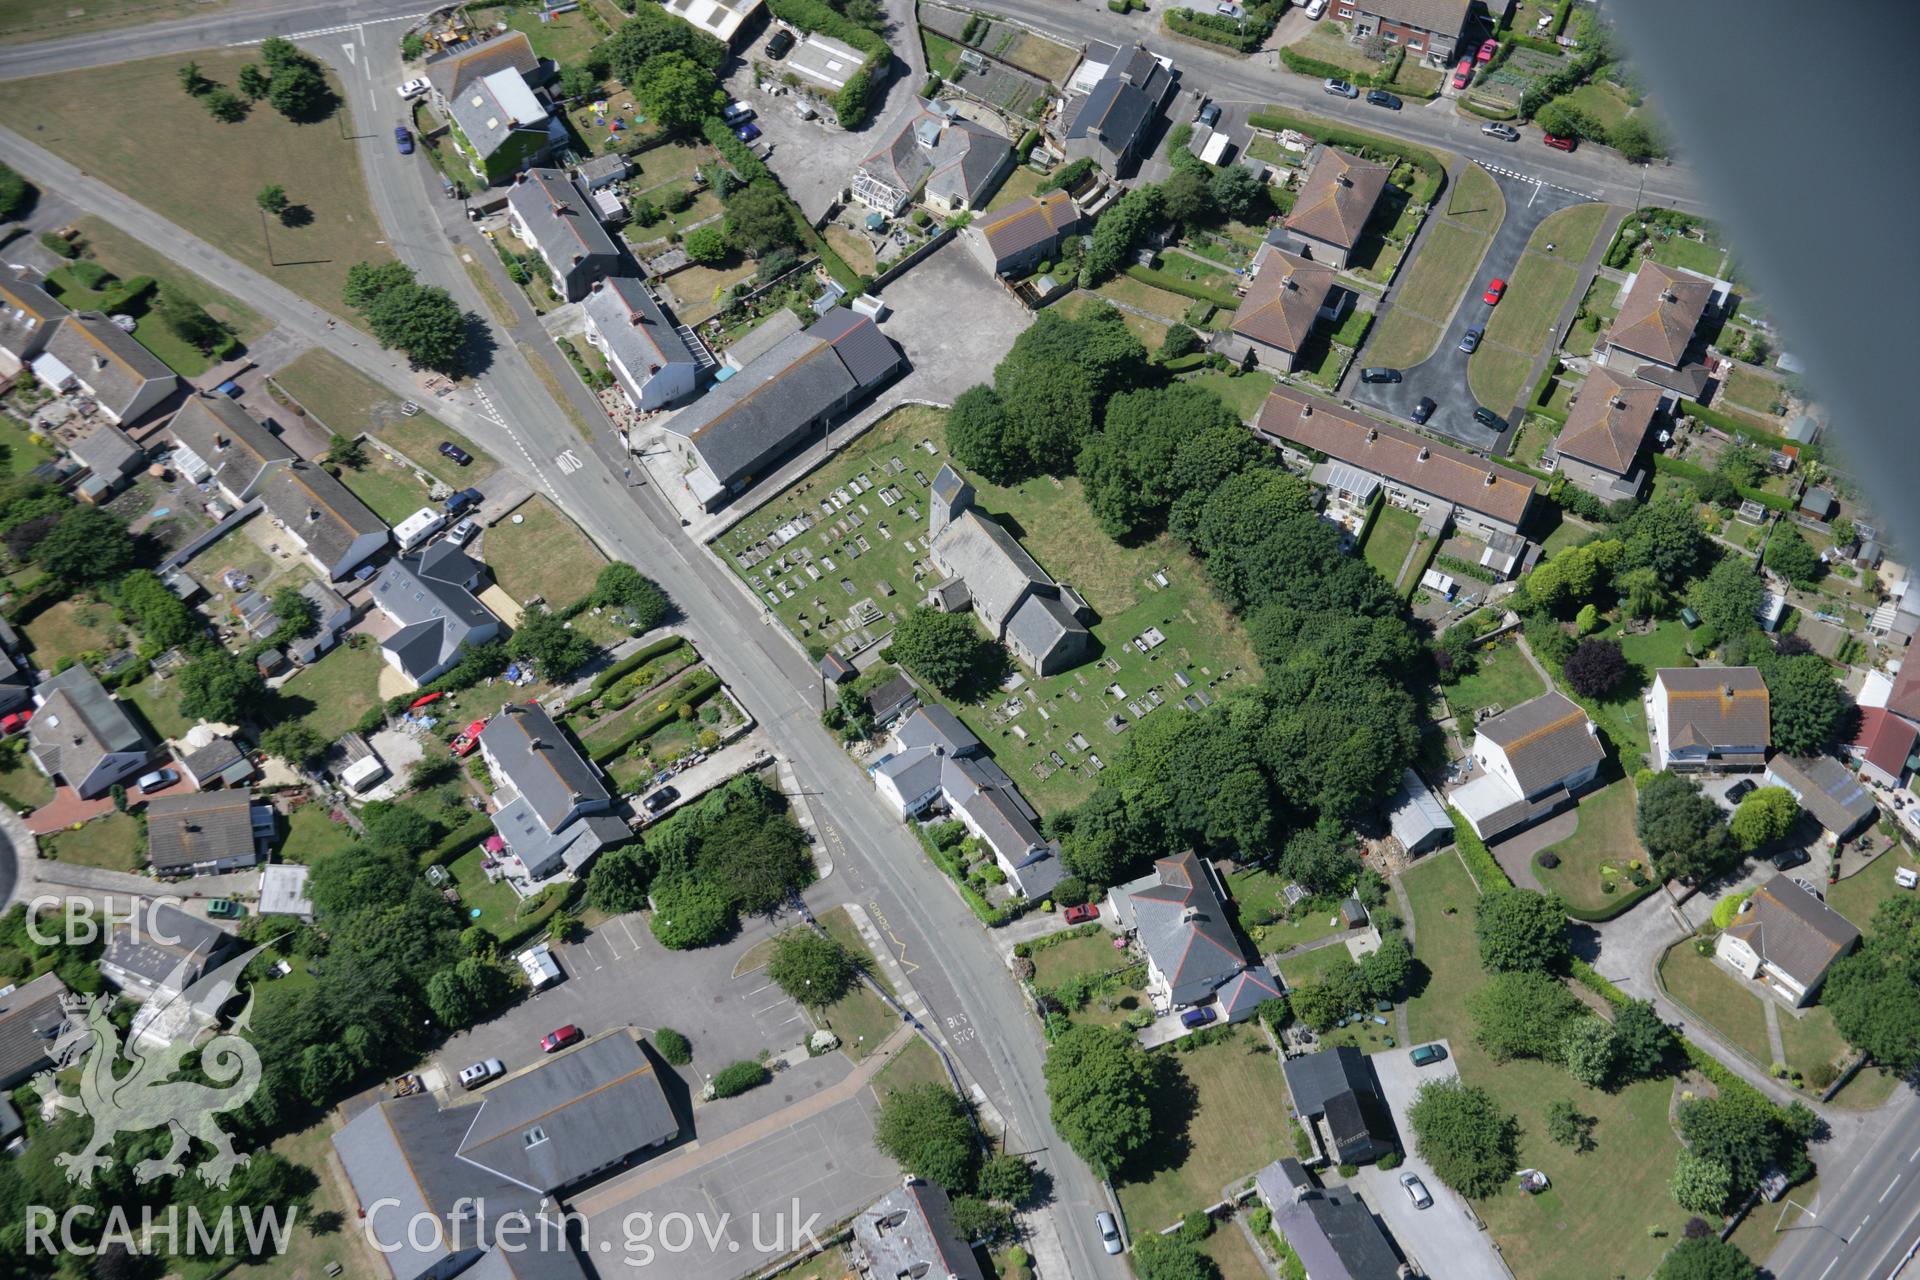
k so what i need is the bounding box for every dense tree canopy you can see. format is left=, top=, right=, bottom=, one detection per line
left=1408, top=1079, right=1521, bottom=1197
left=599, top=4, right=727, bottom=80
left=1475, top=889, right=1571, bottom=973
left=1755, top=649, right=1850, bottom=755
left=34, top=506, right=134, bottom=583
left=1636, top=771, right=1731, bottom=882
left=1043, top=1024, right=1157, bottom=1177
left=889, top=607, right=1001, bottom=695
left=635, top=52, right=726, bottom=129
left=177, top=650, right=268, bottom=723
left=1825, top=895, right=1920, bottom=1073
left=1468, top=969, right=1583, bottom=1061
left=873, top=1083, right=977, bottom=1190
left=1729, top=786, right=1798, bottom=851
left=1763, top=524, right=1821, bottom=585
left=1689, top=555, right=1765, bottom=641
left=1563, top=636, right=1627, bottom=698
left=1076, top=383, right=1248, bottom=540
left=1654, top=1238, right=1758, bottom=1280
left=766, top=929, right=857, bottom=1007
left=591, top=562, right=671, bottom=627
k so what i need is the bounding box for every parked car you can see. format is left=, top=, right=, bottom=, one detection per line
left=1401, top=1172, right=1434, bottom=1210
left=642, top=785, right=680, bottom=814
left=1481, top=121, right=1521, bottom=142
left=541, top=1025, right=583, bottom=1054
left=734, top=122, right=762, bottom=143
left=1096, top=1212, right=1123, bottom=1255
left=1365, top=89, right=1402, bottom=110
left=397, top=78, right=429, bottom=99
left=1302, top=0, right=1326, bottom=16
left=766, top=28, right=795, bottom=58
left=1459, top=326, right=1484, bottom=354
left=1772, top=847, right=1812, bottom=872
left=1411, top=397, right=1437, bottom=425
left=438, top=441, right=473, bottom=466
left=0, top=709, right=31, bottom=736
left=1323, top=78, right=1358, bottom=99
left=1451, top=59, right=1473, bottom=89
left=1483, top=278, right=1507, bottom=305
left=1543, top=133, right=1578, bottom=151
left=1360, top=367, right=1402, bottom=384
left=394, top=125, right=414, bottom=155
left=206, top=899, right=244, bottom=919
left=1197, top=101, right=1221, bottom=128
left=135, top=768, right=178, bottom=793
left=1473, top=406, right=1504, bottom=430
left=1477, top=37, right=1499, bottom=63
left=722, top=100, right=755, bottom=125
left=1726, top=778, right=1759, bottom=803
left=1213, top=1, right=1244, bottom=16
left=445, top=518, right=480, bottom=549
left=1181, top=1006, right=1218, bottom=1029
left=1063, top=903, right=1100, bottom=925
left=459, top=1058, right=505, bottom=1089
left=444, top=487, right=482, bottom=515
left=1410, top=1042, right=1449, bottom=1067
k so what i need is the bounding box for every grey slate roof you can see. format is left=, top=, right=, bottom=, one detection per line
left=1006, top=592, right=1088, bottom=666
left=1270, top=1185, right=1404, bottom=1280
left=1477, top=690, right=1604, bottom=795
left=808, top=306, right=902, bottom=389
left=0, top=267, right=66, bottom=362
left=425, top=29, right=540, bottom=100
left=1768, top=753, right=1877, bottom=836
left=480, top=701, right=608, bottom=831
left=976, top=190, right=1080, bottom=264
left=69, top=422, right=143, bottom=481
left=42, top=313, right=175, bottom=419
left=509, top=168, right=619, bottom=265
left=371, top=543, right=498, bottom=683
left=894, top=704, right=977, bottom=755
left=664, top=331, right=854, bottom=487
left=455, top=1031, right=679, bottom=1193
left=28, top=664, right=148, bottom=788
left=1657, top=667, right=1770, bottom=752
left=145, top=789, right=262, bottom=873
left=257, top=459, right=385, bottom=574
left=1281, top=1045, right=1397, bottom=1163
left=168, top=394, right=293, bottom=497
left=1387, top=767, right=1451, bottom=852
left=1350, top=0, right=1471, bottom=34
left=0, top=972, right=70, bottom=1088
left=865, top=672, right=921, bottom=723
left=448, top=62, right=555, bottom=164
left=103, top=900, right=232, bottom=991
left=722, top=308, right=804, bottom=370
left=583, top=277, right=699, bottom=381
left=931, top=509, right=1054, bottom=633
left=859, top=104, right=1009, bottom=209
left=1128, top=851, right=1246, bottom=1006
left=1724, top=874, right=1861, bottom=990
left=850, top=1180, right=988, bottom=1280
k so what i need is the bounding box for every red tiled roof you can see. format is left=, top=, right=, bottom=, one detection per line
left=1852, top=706, right=1918, bottom=779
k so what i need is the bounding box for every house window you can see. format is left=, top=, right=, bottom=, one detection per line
left=1383, top=29, right=1398, bottom=42
left=1408, top=38, right=1423, bottom=50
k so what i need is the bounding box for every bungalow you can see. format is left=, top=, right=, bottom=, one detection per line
left=849, top=1179, right=986, bottom=1280
left=425, top=31, right=563, bottom=185
left=1108, top=850, right=1281, bottom=1023
left=1334, top=0, right=1474, bottom=64
left=582, top=277, right=706, bottom=412
left=0, top=972, right=71, bottom=1091
left=1056, top=44, right=1175, bottom=176
left=1600, top=262, right=1721, bottom=374
left=964, top=189, right=1084, bottom=277
left=1284, top=148, right=1390, bottom=271
left=853, top=100, right=1011, bottom=218
left=1553, top=364, right=1664, bottom=501
left=1849, top=706, right=1919, bottom=789
left=370, top=543, right=505, bottom=687
left=256, top=459, right=389, bottom=582
left=1648, top=667, right=1770, bottom=774
left=1765, top=753, right=1877, bottom=843
left=1255, top=388, right=1536, bottom=539
left=506, top=168, right=623, bottom=302
left=0, top=266, right=65, bottom=377
left=27, top=665, right=153, bottom=799
left=99, top=899, right=238, bottom=1002
left=1716, top=874, right=1860, bottom=1008
left=68, top=422, right=145, bottom=503
left=166, top=393, right=293, bottom=506
left=145, top=788, right=275, bottom=878
left=1228, top=244, right=1340, bottom=374
left=1280, top=1046, right=1398, bottom=1165
left=36, top=313, right=177, bottom=426
left=1253, top=1158, right=1407, bottom=1278
left=1451, top=690, right=1605, bottom=842
left=478, top=701, right=629, bottom=883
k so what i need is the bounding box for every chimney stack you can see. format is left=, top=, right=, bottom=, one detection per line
left=1366, top=426, right=1377, bottom=443
left=1612, top=396, right=1627, bottom=411
left=1300, top=403, right=1312, bottom=418
left=1418, top=446, right=1430, bottom=462
left=590, top=280, right=603, bottom=295
left=1484, top=469, right=1496, bottom=487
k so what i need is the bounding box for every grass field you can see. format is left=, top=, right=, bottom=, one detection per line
left=0, top=0, right=228, bottom=46
left=870, top=1035, right=950, bottom=1100
left=716, top=405, right=1259, bottom=813
left=1440, top=639, right=1545, bottom=720
left=1005, top=31, right=1081, bottom=83
left=484, top=496, right=607, bottom=609
left=1532, top=775, right=1645, bottom=911
left=0, top=49, right=394, bottom=317
left=1722, top=364, right=1786, bottom=416
left=283, top=801, right=358, bottom=863
left=1403, top=852, right=1686, bottom=1279
left=984, top=164, right=1048, bottom=213
left=1226, top=867, right=1347, bottom=954
left=1287, top=22, right=1383, bottom=75
left=1203, top=1221, right=1270, bottom=1280
left=1470, top=203, right=1609, bottom=409
left=448, top=845, right=523, bottom=935
left=1181, top=369, right=1276, bottom=424
left=337, top=452, right=435, bottom=527
left=1558, top=82, right=1634, bottom=132
left=122, top=673, right=195, bottom=743
left=1115, top=1028, right=1297, bottom=1232
left=279, top=642, right=386, bottom=741
left=1029, top=929, right=1129, bottom=990
left=1444, top=165, right=1507, bottom=235
left=1827, top=847, right=1917, bottom=937
left=219, top=1114, right=383, bottom=1280
left=22, top=597, right=127, bottom=664
left=1361, top=503, right=1419, bottom=584
left=1364, top=219, right=1491, bottom=369
left=665, top=258, right=759, bottom=325
left=1658, top=940, right=1849, bottom=1083
left=506, top=5, right=604, bottom=64
left=270, top=349, right=496, bottom=484
left=46, top=265, right=223, bottom=377
left=0, top=415, right=55, bottom=478
left=65, top=216, right=270, bottom=364
left=1094, top=274, right=1204, bottom=324
left=0, top=750, right=54, bottom=812
left=1058, top=289, right=1169, bottom=352
left=1646, top=233, right=1728, bottom=278
left=43, top=812, right=143, bottom=872
left=1465, top=342, right=1540, bottom=416
left=1563, top=615, right=1697, bottom=765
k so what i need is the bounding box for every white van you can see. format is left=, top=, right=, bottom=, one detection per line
left=394, top=506, right=446, bottom=552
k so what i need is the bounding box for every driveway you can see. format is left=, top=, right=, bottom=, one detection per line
left=1351, top=167, right=1582, bottom=451
left=1351, top=1039, right=1508, bottom=1280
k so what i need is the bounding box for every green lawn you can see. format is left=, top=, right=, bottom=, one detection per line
left=505, top=5, right=603, bottom=64
left=922, top=29, right=962, bottom=80
left=1471, top=203, right=1608, bottom=409
left=1827, top=847, right=1918, bottom=937
left=1029, top=929, right=1128, bottom=989
left=1557, top=82, right=1633, bottom=132
left=0, top=0, right=232, bottom=46
left=1532, top=775, right=1647, bottom=912
left=43, top=812, right=143, bottom=872
left=1202, top=1223, right=1270, bottom=1280
left=1226, top=866, right=1347, bottom=954
left=1361, top=504, right=1419, bottom=584
left=1646, top=232, right=1728, bottom=278
left=1115, top=1028, right=1298, bottom=1233
left=1660, top=939, right=1851, bottom=1086
left=984, top=164, right=1048, bottom=214
left=1483, top=251, right=1582, bottom=355
left=22, top=597, right=127, bottom=665
left=821, top=979, right=902, bottom=1061
left=1179, top=369, right=1276, bottom=423
left=121, top=673, right=195, bottom=743
left=1057, top=290, right=1170, bottom=352
left=0, top=49, right=393, bottom=318
left=336, top=453, right=434, bottom=528
left=870, top=1035, right=949, bottom=1099
left=1441, top=641, right=1546, bottom=721
left=1388, top=220, right=1494, bottom=324
left=279, top=642, right=386, bottom=741
left=1564, top=615, right=1699, bottom=765
left=482, top=496, right=607, bottom=610
left=215, top=1114, right=384, bottom=1280
left=0, top=414, right=56, bottom=478
left=1278, top=940, right=1359, bottom=989
left=1534, top=202, right=1612, bottom=262
left=1466, top=342, right=1542, bottom=415
left=0, top=750, right=54, bottom=812
left=271, top=349, right=496, bottom=485
left=1404, top=852, right=1687, bottom=1280
left=1444, top=165, right=1507, bottom=236
left=447, top=845, right=521, bottom=934
left=1722, top=364, right=1786, bottom=417
left=283, top=801, right=358, bottom=863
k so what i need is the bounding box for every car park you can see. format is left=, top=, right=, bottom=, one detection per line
left=397, top=78, right=429, bottom=99
left=394, top=125, right=414, bottom=155
left=1360, top=367, right=1402, bottom=384
left=459, top=1058, right=505, bottom=1089
left=1477, top=38, right=1499, bottom=63
left=1481, top=122, right=1521, bottom=141
left=766, top=28, right=795, bottom=58
left=1402, top=1172, right=1434, bottom=1209
left=445, top=518, right=480, bottom=549
left=1473, top=406, right=1504, bottom=430
left=1410, top=1043, right=1448, bottom=1067
left=1544, top=133, right=1578, bottom=151
left=1459, top=326, right=1484, bottom=354
left=1483, top=278, right=1506, bottom=305
left=1180, top=1006, right=1218, bottom=1029
left=1452, top=59, right=1473, bottom=89
left=438, top=441, right=473, bottom=466
left=1366, top=89, right=1403, bottom=110
left=1063, top=903, right=1100, bottom=924
left=735, top=122, right=762, bottom=143
left=1411, top=397, right=1437, bottom=424
left=1096, top=1212, right=1123, bottom=1255
left=135, top=768, right=179, bottom=793
left=642, top=785, right=680, bottom=814
left=1323, top=79, right=1359, bottom=99
left=541, top=1025, right=583, bottom=1053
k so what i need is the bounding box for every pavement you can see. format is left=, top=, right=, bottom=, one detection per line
left=1764, top=1085, right=1920, bottom=1280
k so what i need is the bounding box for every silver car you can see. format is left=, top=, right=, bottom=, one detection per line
left=1481, top=121, right=1520, bottom=141
left=445, top=518, right=480, bottom=549
left=459, top=1058, right=505, bottom=1090
left=1401, top=1171, right=1433, bottom=1209
left=1095, top=1210, right=1123, bottom=1254
left=1323, top=78, right=1359, bottom=99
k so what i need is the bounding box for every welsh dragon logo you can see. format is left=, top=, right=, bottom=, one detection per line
left=33, top=940, right=266, bottom=1189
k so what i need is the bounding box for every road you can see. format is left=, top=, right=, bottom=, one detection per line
left=1763, top=1093, right=1920, bottom=1280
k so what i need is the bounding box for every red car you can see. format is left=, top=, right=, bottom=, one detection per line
left=541, top=1024, right=582, bottom=1053
left=1543, top=133, right=1577, bottom=152
left=0, top=709, right=31, bottom=736
left=1451, top=58, right=1473, bottom=90
left=1483, top=278, right=1506, bottom=305
left=451, top=718, right=488, bottom=757
left=1063, top=903, right=1100, bottom=925
left=1476, top=37, right=1498, bottom=63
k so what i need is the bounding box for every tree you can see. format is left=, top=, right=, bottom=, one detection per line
left=177, top=651, right=267, bottom=724
left=1825, top=896, right=1920, bottom=1073
left=266, top=61, right=330, bottom=121
left=558, top=65, right=601, bottom=100
left=1830, top=516, right=1857, bottom=548
left=298, top=1042, right=352, bottom=1103
left=1208, top=164, right=1267, bottom=222
left=1762, top=653, right=1849, bottom=755
left=1670, top=1151, right=1734, bottom=1215
left=272, top=583, right=318, bottom=637
left=647, top=875, right=734, bottom=949
left=1678, top=1091, right=1805, bottom=1195
left=261, top=721, right=328, bottom=769
left=1043, top=1024, right=1157, bottom=1177
left=947, top=1196, right=1014, bottom=1246
left=257, top=184, right=290, bottom=218
left=1715, top=442, right=1768, bottom=489
left=723, top=179, right=798, bottom=256
left=1613, top=999, right=1677, bottom=1080
left=0, top=161, right=32, bottom=220
left=1535, top=98, right=1599, bottom=141
left=1079, top=183, right=1163, bottom=286
left=1408, top=1078, right=1521, bottom=1197
left=344, top=260, right=417, bottom=310
left=1546, top=1098, right=1596, bottom=1152
left=1763, top=524, right=1821, bottom=585
left=202, top=87, right=248, bottom=122
left=157, top=289, right=230, bottom=353
left=1616, top=496, right=1709, bottom=584
left=766, top=929, right=856, bottom=1007
left=945, top=386, right=1019, bottom=484
left=1729, top=786, right=1798, bottom=851
left=363, top=805, right=436, bottom=859
left=1361, top=930, right=1411, bottom=1001
left=1690, top=556, right=1764, bottom=641
left=592, top=563, right=670, bottom=626
left=1655, top=1238, right=1758, bottom=1280
left=364, top=283, right=467, bottom=372
left=259, top=36, right=300, bottom=70
left=1561, top=1015, right=1622, bottom=1088
left=1276, top=821, right=1358, bottom=897
left=1129, top=1234, right=1217, bottom=1280
left=179, top=61, right=211, bottom=95
left=889, top=607, right=999, bottom=695
left=1160, top=166, right=1212, bottom=226
left=1637, top=771, right=1731, bottom=883
left=599, top=4, right=727, bottom=81
left=117, top=568, right=199, bottom=649
left=1475, top=889, right=1571, bottom=973
left=683, top=225, right=729, bottom=264
left=1468, top=970, right=1582, bottom=1061
left=509, top=607, right=599, bottom=680
left=873, top=1083, right=977, bottom=1190
left=1158, top=323, right=1201, bottom=362
left=1609, top=117, right=1661, bottom=163
left=977, top=1152, right=1034, bottom=1205
left=1563, top=636, right=1628, bottom=698
left=835, top=68, right=873, bottom=128
left=237, top=62, right=271, bottom=100
left=585, top=847, right=651, bottom=915
left=635, top=52, right=726, bottom=130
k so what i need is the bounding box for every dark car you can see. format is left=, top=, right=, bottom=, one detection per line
left=1472, top=406, right=1504, bottom=430
left=1726, top=778, right=1759, bottom=804
left=1459, top=326, right=1484, bottom=354
left=1180, top=1006, right=1217, bottom=1029
left=1771, top=847, right=1811, bottom=872
left=1360, top=367, right=1402, bottom=384
left=766, top=28, right=795, bottom=58
left=394, top=125, right=414, bottom=155
left=1196, top=100, right=1221, bottom=128
left=735, top=122, right=762, bottom=143
left=444, top=487, right=483, bottom=515
left=1411, top=397, right=1436, bottom=424
left=642, top=785, right=680, bottom=814
left=1410, top=1042, right=1449, bottom=1067
left=1365, top=89, right=1403, bottom=110
left=438, top=441, right=473, bottom=466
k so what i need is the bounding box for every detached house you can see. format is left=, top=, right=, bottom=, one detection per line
left=0, top=973, right=71, bottom=1091
left=478, top=701, right=630, bottom=883
left=1280, top=1046, right=1398, bottom=1166
left=99, top=900, right=238, bottom=1003
left=27, top=665, right=153, bottom=799
left=1765, top=753, right=1877, bottom=843
left=425, top=31, right=562, bottom=185
left=853, top=99, right=1011, bottom=218
left=258, top=460, right=389, bottom=582
left=1229, top=244, right=1340, bottom=374
left=1716, top=874, right=1860, bottom=1007
left=1335, top=0, right=1474, bottom=64
left=582, top=277, right=706, bottom=412
left=507, top=168, right=623, bottom=302
left=145, top=788, right=275, bottom=878
left=0, top=267, right=65, bottom=377
left=1254, top=1158, right=1407, bottom=1279
left=964, top=189, right=1083, bottom=277
left=1109, top=850, right=1281, bottom=1024
left=1649, top=667, right=1770, bottom=774
left=1057, top=44, right=1175, bottom=175
left=1600, top=262, right=1721, bottom=375
left=1452, top=690, right=1605, bottom=841
left=35, top=314, right=177, bottom=426
left=370, top=543, right=504, bottom=687
left=1284, top=148, right=1390, bottom=271
left=850, top=1180, right=986, bottom=1280
left=1849, top=706, right=1918, bottom=790
left=1553, top=364, right=1664, bottom=501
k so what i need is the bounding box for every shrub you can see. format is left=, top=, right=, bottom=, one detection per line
left=1537, top=851, right=1561, bottom=870
left=654, top=1026, right=693, bottom=1065
left=1378, top=1151, right=1402, bottom=1170
left=39, top=231, right=79, bottom=260
left=709, top=1060, right=770, bottom=1098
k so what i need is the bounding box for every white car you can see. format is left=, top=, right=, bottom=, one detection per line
left=722, top=100, right=755, bottom=125
left=1304, top=0, right=1328, bottom=16
left=458, top=1058, right=505, bottom=1090
left=397, top=78, right=429, bottom=99
left=1401, top=1172, right=1433, bottom=1210
left=445, top=518, right=480, bottom=549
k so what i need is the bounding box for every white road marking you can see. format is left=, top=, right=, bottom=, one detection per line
left=556, top=448, right=584, bottom=474
left=1818, top=1257, right=1837, bottom=1280
left=340, top=41, right=356, bottom=65
left=1883, top=1174, right=1902, bottom=1203
left=753, top=1000, right=786, bottom=1015
left=1472, top=159, right=1600, bottom=203
left=1862, top=1214, right=1872, bottom=1230
left=1527, top=181, right=1540, bottom=207
left=227, top=11, right=430, bottom=44
left=1911, top=1142, right=1920, bottom=1162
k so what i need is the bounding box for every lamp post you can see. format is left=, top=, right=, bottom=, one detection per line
left=259, top=208, right=276, bottom=267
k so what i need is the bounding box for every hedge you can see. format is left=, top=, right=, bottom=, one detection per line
left=701, top=116, right=861, bottom=294
left=913, top=820, right=1012, bottom=927
left=1246, top=107, right=1446, bottom=203
left=1459, top=96, right=1520, bottom=121
left=416, top=813, right=495, bottom=870
left=1433, top=553, right=1498, bottom=585
left=1651, top=455, right=1795, bottom=513
left=1562, top=879, right=1659, bottom=923
left=1038, top=158, right=1096, bottom=195
left=710, top=1060, right=771, bottom=1098
left=582, top=668, right=722, bottom=763
left=1680, top=400, right=1793, bottom=450
left=1569, top=958, right=1630, bottom=1007
left=1124, top=263, right=1240, bottom=310
left=1279, top=48, right=1384, bottom=87
left=1167, top=8, right=1265, bottom=53
left=495, top=883, right=573, bottom=951
left=1447, top=808, right=1513, bottom=892
left=571, top=634, right=690, bottom=710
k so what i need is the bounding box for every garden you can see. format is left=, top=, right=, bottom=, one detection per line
left=269, top=349, right=496, bottom=485
left=1225, top=865, right=1350, bottom=955
left=277, top=641, right=388, bottom=742
left=1440, top=636, right=1546, bottom=722
left=1019, top=924, right=1145, bottom=1030
left=1656, top=938, right=1851, bottom=1096
left=1531, top=775, right=1649, bottom=915
left=42, top=811, right=144, bottom=873
left=1359, top=504, right=1419, bottom=588
left=482, top=497, right=609, bottom=610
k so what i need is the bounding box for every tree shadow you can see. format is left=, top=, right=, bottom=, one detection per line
left=1116, top=1051, right=1198, bottom=1188
left=1401, top=956, right=1434, bottom=1004
left=1565, top=920, right=1604, bottom=966
left=278, top=204, right=314, bottom=229
left=458, top=311, right=498, bottom=376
